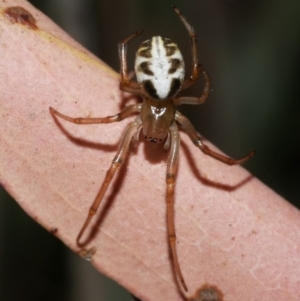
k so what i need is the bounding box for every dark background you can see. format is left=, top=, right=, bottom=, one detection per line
left=1, top=0, right=299, bottom=300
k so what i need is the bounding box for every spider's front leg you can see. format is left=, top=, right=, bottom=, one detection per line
left=175, top=64, right=211, bottom=106
left=118, top=30, right=144, bottom=94
left=173, top=5, right=199, bottom=91
left=176, top=111, right=255, bottom=165
left=166, top=122, right=188, bottom=292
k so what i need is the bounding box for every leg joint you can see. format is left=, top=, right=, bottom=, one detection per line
left=166, top=173, right=175, bottom=184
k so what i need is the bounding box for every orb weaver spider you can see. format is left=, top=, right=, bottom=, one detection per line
left=50, top=6, right=254, bottom=293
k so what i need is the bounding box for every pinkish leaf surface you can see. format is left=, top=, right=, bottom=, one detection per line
left=1, top=1, right=300, bottom=300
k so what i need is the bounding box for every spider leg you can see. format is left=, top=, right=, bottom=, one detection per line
left=166, top=122, right=188, bottom=292
left=49, top=104, right=141, bottom=124
left=119, top=30, right=144, bottom=94
left=175, top=65, right=211, bottom=106
left=172, top=6, right=199, bottom=91
left=176, top=111, right=255, bottom=165
left=77, top=117, right=142, bottom=244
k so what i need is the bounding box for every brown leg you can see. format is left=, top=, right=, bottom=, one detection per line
left=166, top=122, right=188, bottom=292
left=118, top=30, right=143, bottom=94
left=172, top=6, right=199, bottom=90
left=77, top=117, right=142, bottom=244
left=175, top=64, right=211, bottom=106
left=49, top=104, right=141, bottom=124
left=176, top=111, right=255, bottom=165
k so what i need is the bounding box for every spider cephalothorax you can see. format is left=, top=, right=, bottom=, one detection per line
left=50, top=6, right=254, bottom=294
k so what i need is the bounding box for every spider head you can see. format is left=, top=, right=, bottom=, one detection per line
left=135, top=36, right=185, bottom=100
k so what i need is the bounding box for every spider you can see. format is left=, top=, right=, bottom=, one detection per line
left=50, top=6, right=255, bottom=293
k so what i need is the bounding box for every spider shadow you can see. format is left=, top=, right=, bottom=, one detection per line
left=51, top=109, right=119, bottom=152
left=180, top=137, right=253, bottom=191
left=142, top=139, right=169, bottom=164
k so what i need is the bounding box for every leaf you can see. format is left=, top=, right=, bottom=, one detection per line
left=1, top=1, right=300, bottom=300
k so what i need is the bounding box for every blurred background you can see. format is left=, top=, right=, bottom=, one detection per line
left=1, top=0, right=299, bottom=300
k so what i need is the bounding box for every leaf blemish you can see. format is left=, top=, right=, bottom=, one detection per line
left=50, top=227, right=58, bottom=235
left=3, top=6, right=38, bottom=30
left=189, top=284, right=224, bottom=301
left=78, top=247, right=96, bottom=261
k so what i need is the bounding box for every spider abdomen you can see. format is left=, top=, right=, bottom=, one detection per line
left=135, top=36, right=185, bottom=100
